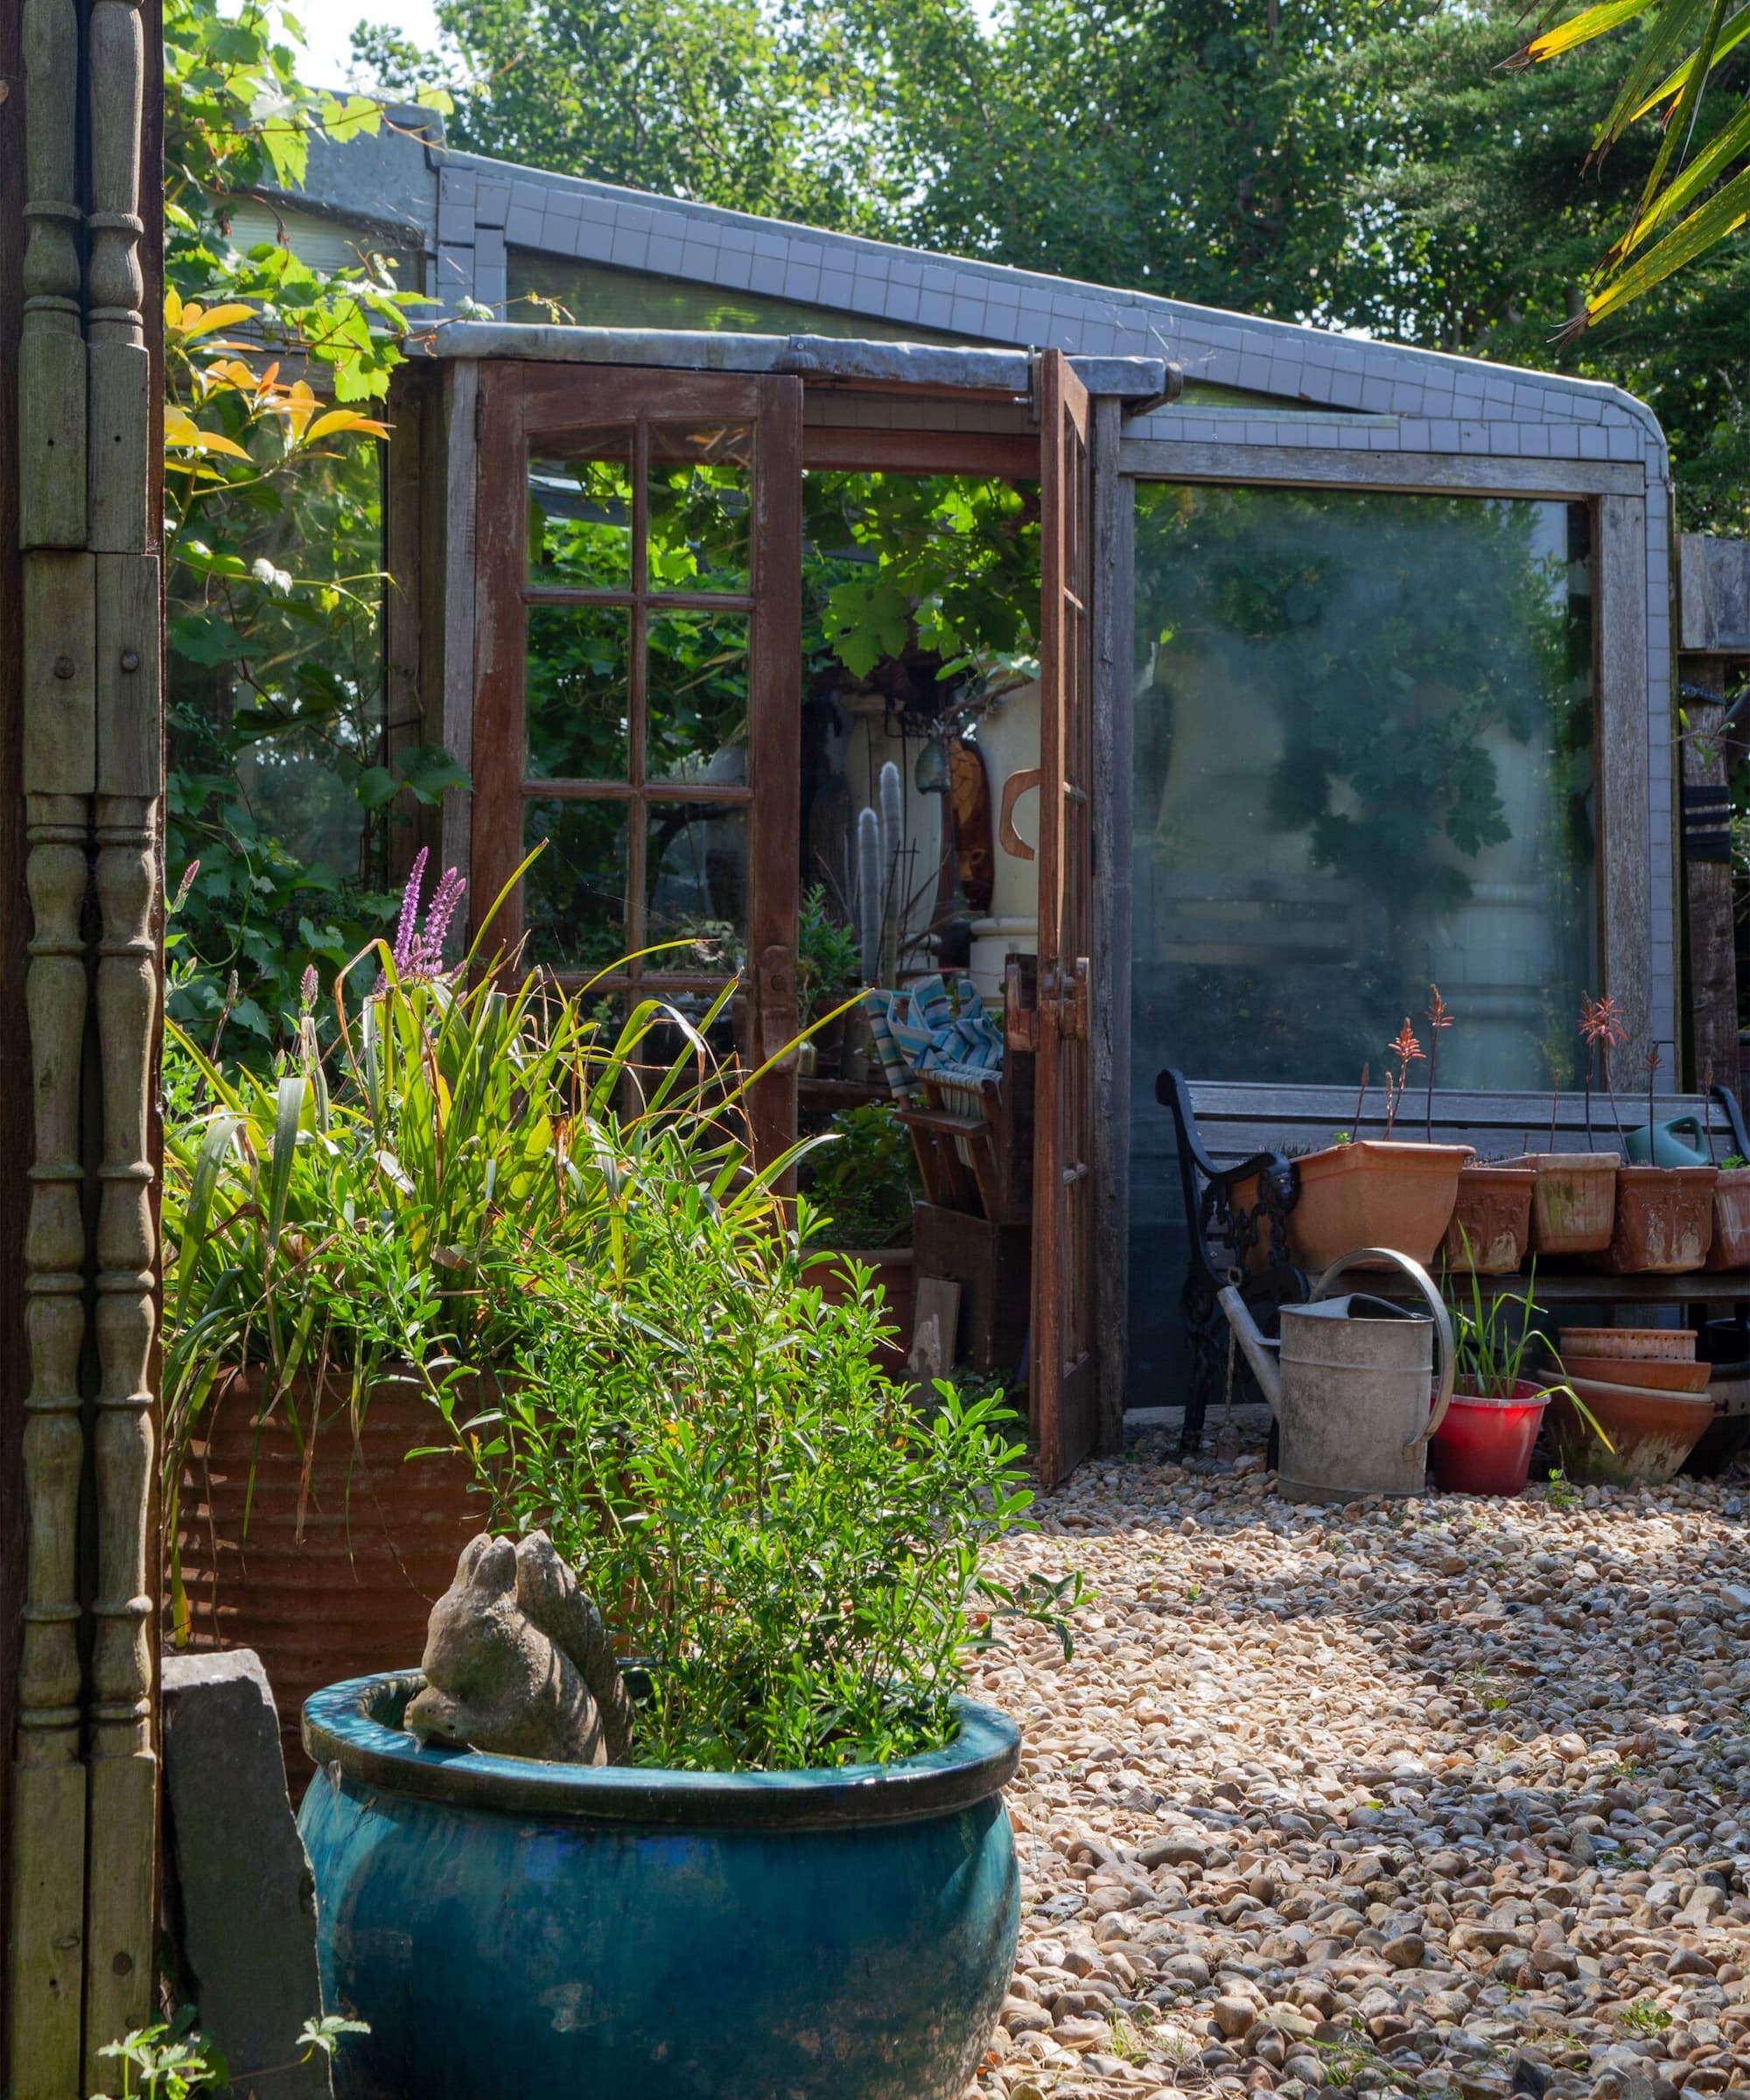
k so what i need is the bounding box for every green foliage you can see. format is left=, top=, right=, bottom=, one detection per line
left=362, top=0, right=1746, bottom=533
left=796, top=885, right=862, bottom=1024
left=469, top=1220, right=1077, bottom=1770
left=796, top=1103, right=921, bottom=1250
left=164, top=0, right=459, bottom=1052
left=161, top=916, right=775, bottom=1622
left=93, top=2017, right=367, bottom=2099
left=354, top=0, right=895, bottom=234
left=802, top=472, right=1040, bottom=690
left=1515, top=0, right=1750, bottom=329
left=1444, top=1261, right=1563, bottom=1399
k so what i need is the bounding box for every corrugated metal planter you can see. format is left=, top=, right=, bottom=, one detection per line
left=170, top=1368, right=486, bottom=1786
left=298, top=1672, right=1020, bottom=2100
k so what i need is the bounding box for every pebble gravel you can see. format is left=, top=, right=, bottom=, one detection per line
left=964, top=1424, right=1750, bottom=2100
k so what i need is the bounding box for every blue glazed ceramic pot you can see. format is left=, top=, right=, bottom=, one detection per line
left=298, top=1673, right=1020, bottom=2100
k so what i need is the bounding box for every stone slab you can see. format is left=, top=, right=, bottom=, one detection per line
left=162, top=1650, right=332, bottom=2097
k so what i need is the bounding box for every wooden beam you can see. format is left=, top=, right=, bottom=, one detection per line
left=1681, top=675, right=1739, bottom=1093
left=800, top=427, right=1040, bottom=478
left=1089, top=396, right=1131, bottom=1452
left=1598, top=494, right=1657, bottom=1071
left=1117, top=438, right=1642, bottom=500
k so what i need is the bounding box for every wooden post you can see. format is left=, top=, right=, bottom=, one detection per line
left=4, top=0, right=163, bottom=2084
left=1680, top=674, right=1738, bottom=1094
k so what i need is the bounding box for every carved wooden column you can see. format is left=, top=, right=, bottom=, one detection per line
left=85, top=0, right=160, bottom=2080
left=10, top=0, right=95, bottom=2082
left=7, top=0, right=161, bottom=2082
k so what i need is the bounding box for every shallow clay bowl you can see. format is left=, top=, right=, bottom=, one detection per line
left=1559, top=1326, right=1696, bottom=1363
left=1560, top=1354, right=1712, bottom=1394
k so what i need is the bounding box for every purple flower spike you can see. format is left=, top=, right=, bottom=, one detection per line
left=392, top=847, right=430, bottom=976
left=383, top=849, right=467, bottom=988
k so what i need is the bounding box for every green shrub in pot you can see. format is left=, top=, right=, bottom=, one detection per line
left=460, top=1194, right=1077, bottom=1770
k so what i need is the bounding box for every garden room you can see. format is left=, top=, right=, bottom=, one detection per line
left=374, top=306, right=1674, bottom=1484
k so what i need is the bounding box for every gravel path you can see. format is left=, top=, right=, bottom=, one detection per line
left=965, top=1424, right=1750, bottom=2100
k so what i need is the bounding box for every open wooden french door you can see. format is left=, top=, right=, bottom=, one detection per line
left=1030, top=350, right=1099, bottom=1487
left=471, top=362, right=803, bottom=1167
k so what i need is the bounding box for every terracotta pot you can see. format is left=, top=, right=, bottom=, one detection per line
left=813, top=1247, right=915, bottom=1379
left=1516, top=1152, right=1618, bottom=1255
left=1547, top=1378, right=1715, bottom=1486
left=1708, top=1166, right=1750, bottom=1270
left=169, top=1367, right=486, bottom=1788
left=1442, top=1165, right=1535, bottom=1274
left=1559, top=1326, right=1696, bottom=1362
left=1560, top=1354, right=1712, bottom=1394
left=1600, top=1165, right=1717, bottom=1274
left=1285, top=1141, right=1471, bottom=1274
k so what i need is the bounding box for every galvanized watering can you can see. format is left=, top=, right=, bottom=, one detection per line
left=1217, top=1248, right=1454, bottom=1503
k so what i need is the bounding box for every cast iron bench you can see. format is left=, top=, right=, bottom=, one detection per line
left=1155, top=1068, right=1750, bottom=1454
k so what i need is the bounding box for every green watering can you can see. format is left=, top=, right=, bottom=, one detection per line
left=1626, top=1113, right=1712, bottom=1166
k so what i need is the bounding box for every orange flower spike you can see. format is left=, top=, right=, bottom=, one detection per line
left=1426, top=984, right=1453, bottom=1033
left=1388, top=1018, right=1424, bottom=1073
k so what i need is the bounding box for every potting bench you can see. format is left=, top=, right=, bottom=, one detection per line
left=1158, top=1069, right=1750, bottom=1452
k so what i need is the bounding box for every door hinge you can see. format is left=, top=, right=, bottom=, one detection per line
left=1007, top=956, right=1089, bottom=1047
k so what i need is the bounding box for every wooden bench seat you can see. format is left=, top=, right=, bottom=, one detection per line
left=1154, top=1068, right=1750, bottom=1453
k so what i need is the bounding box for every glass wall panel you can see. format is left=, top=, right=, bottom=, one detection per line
left=1128, top=482, right=1596, bottom=1391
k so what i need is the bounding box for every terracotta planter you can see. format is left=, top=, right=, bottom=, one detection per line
left=1559, top=1326, right=1695, bottom=1362
left=1286, top=1141, right=1471, bottom=1273
left=814, top=1247, right=915, bottom=1379
left=1442, top=1165, right=1535, bottom=1275
left=1548, top=1378, right=1715, bottom=1486
left=1601, top=1165, right=1717, bottom=1274
left=1561, top=1354, right=1711, bottom=1393
left=169, top=1367, right=486, bottom=1788
left=1708, top=1166, right=1750, bottom=1271
left=1516, top=1152, right=1618, bottom=1255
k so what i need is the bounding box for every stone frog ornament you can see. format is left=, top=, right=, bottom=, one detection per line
left=403, top=1531, right=634, bottom=1765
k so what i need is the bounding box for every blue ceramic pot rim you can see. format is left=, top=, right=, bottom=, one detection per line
left=302, top=1672, right=1020, bottom=1830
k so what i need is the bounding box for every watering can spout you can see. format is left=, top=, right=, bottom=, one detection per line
left=1215, top=1285, right=1281, bottom=1409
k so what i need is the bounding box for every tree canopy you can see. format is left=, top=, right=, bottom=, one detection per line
left=357, top=0, right=1746, bottom=531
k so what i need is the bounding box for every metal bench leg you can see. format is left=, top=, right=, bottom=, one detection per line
left=1180, top=1272, right=1224, bottom=1457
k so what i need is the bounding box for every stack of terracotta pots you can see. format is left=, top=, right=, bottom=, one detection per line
left=1547, top=1327, right=1715, bottom=1484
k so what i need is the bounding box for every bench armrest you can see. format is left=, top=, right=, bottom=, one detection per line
left=1714, top=1082, right=1750, bottom=1162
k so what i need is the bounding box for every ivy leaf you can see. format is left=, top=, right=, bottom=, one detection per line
left=395, top=745, right=472, bottom=803
left=353, top=766, right=399, bottom=813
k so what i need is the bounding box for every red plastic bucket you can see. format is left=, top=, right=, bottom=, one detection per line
left=1430, top=1379, right=1549, bottom=1496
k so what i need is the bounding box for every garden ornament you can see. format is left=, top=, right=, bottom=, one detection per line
left=404, top=1531, right=634, bottom=1765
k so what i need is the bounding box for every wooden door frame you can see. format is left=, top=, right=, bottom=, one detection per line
left=469, top=360, right=802, bottom=1165
left=1030, top=349, right=1100, bottom=1487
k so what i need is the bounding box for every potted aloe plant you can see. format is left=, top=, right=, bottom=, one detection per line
left=293, top=1034, right=1079, bottom=2100
left=1601, top=1041, right=1718, bottom=1272
left=1288, top=1001, right=1471, bottom=1270
left=1513, top=994, right=1623, bottom=1255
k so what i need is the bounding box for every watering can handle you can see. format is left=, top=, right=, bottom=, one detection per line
left=1312, top=1249, right=1456, bottom=1456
